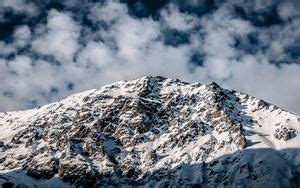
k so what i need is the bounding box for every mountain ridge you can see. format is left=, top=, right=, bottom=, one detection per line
left=0, top=76, right=299, bottom=187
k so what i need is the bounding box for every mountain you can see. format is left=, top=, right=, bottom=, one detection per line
left=0, top=76, right=299, bottom=187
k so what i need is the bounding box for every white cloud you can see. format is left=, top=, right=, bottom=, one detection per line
left=160, top=3, right=197, bottom=31
left=77, top=41, right=114, bottom=69
left=88, top=1, right=128, bottom=24
left=32, top=10, right=80, bottom=63
left=278, top=1, right=300, bottom=21
left=13, top=25, right=31, bottom=48
left=112, top=18, right=160, bottom=62
left=0, top=0, right=38, bottom=17
left=0, top=42, right=16, bottom=56
left=90, top=1, right=161, bottom=63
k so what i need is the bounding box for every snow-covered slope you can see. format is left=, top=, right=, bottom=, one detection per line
left=0, top=76, right=299, bottom=187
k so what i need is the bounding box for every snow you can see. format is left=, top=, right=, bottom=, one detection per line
left=236, top=94, right=300, bottom=150
left=0, top=170, right=74, bottom=188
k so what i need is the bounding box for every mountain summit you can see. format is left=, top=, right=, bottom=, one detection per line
left=0, top=76, right=299, bottom=187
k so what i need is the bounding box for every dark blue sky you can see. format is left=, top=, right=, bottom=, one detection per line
left=0, top=0, right=299, bottom=112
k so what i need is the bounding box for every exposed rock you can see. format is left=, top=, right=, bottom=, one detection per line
left=274, top=126, right=297, bottom=141
left=59, top=159, right=96, bottom=186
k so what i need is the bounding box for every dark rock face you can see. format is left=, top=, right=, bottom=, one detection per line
left=59, top=161, right=96, bottom=186
left=26, top=157, right=59, bottom=179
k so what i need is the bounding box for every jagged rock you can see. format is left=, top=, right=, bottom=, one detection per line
left=274, top=126, right=297, bottom=141
left=59, top=159, right=96, bottom=186
left=0, top=157, right=6, bottom=164
left=26, top=157, right=59, bottom=179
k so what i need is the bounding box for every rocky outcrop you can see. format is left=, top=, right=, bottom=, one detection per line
left=274, top=126, right=297, bottom=141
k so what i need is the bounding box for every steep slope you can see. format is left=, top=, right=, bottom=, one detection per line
left=0, top=76, right=299, bottom=187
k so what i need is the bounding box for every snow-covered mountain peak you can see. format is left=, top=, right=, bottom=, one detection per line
left=0, top=76, right=299, bottom=187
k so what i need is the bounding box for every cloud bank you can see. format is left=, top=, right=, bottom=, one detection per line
left=0, top=0, right=299, bottom=113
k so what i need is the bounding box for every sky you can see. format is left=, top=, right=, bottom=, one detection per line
left=0, top=0, right=299, bottom=113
